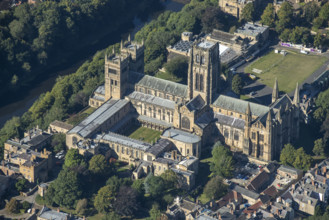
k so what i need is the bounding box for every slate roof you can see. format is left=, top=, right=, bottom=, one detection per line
left=162, top=128, right=201, bottom=144
left=27, top=133, right=51, bottom=147
left=39, top=207, right=68, bottom=220
left=50, top=120, right=73, bottom=130
left=186, top=95, right=205, bottom=111
left=172, top=40, right=193, bottom=52
left=95, top=85, right=105, bottom=95
left=263, top=185, right=279, bottom=198
left=278, top=165, right=302, bottom=176
left=270, top=94, right=292, bottom=110
left=101, top=132, right=151, bottom=151
left=68, top=99, right=129, bottom=138
left=195, top=112, right=214, bottom=129
left=232, top=185, right=260, bottom=200
left=214, top=113, right=245, bottom=129
left=128, top=91, right=176, bottom=109
left=146, top=138, right=172, bottom=156
left=212, top=95, right=270, bottom=117
left=247, top=170, right=270, bottom=192
left=133, top=72, right=188, bottom=98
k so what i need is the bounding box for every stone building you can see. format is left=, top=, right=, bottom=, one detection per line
left=218, top=0, right=261, bottom=19
left=65, top=36, right=300, bottom=188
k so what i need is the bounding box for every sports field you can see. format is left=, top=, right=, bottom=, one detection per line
left=245, top=50, right=327, bottom=93
left=124, top=125, right=162, bottom=144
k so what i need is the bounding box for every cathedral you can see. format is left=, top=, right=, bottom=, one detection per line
left=67, top=37, right=300, bottom=163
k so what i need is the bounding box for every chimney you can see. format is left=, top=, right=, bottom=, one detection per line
left=323, top=166, right=327, bottom=174
left=57, top=208, right=60, bottom=213
left=276, top=208, right=279, bottom=216
left=218, top=214, right=222, bottom=220
left=315, top=170, right=318, bottom=175
left=312, top=179, right=314, bottom=186
left=323, top=178, right=326, bottom=184
left=210, top=201, right=213, bottom=208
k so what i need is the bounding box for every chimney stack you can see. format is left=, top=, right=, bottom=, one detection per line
left=233, top=190, right=238, bottom=202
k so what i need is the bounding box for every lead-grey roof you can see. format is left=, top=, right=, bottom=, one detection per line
left=195, top=112, right=214, bottom=129
left=278, top=165, right=301, bottom=175
left=198, top=40, right=215, bottom=49
left=137, top=115, right=172, bottom=128
left=95, top=85, right=105, bottom=95
left=212, top=95, right=270, bottom=117
left=232, top=185, right=260, bottom=200
left=128, top=91, right=176, bottom=109
left=186, top=95, right=205, bottom=111
left=162, top=128, right=201, bottom=144
left=68, top=99, right=129, bottom=138
left=214, top=113, right=245, bottom=129
left=172, top=40, right=193, bottom=52
left=101, top=132, right=151, bottom=151
left=39, top=207, right=68, bottom=220
left=235, top=23, right=268, bottom=37
left=134, top=73, right=188, bottom=98
left=146, top=138, right=172, bottom=156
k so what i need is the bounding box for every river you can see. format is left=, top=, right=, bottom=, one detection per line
left=0, top=0, right=184, bottom=127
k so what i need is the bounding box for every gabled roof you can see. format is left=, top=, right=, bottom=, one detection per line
left=212, top=95, right=270, bottom=117
left=247, top=170, right=270, bottom=192
left=128, top=91, right=176, bottom=109
left=132, top=71, right=188, bottom=98
left=186, top=95, right=205, bottom=112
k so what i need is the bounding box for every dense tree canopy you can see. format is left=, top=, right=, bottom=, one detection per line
left=241, top=3, right=255, bottom=22
left=203, top=176, right=227, bottom=200
left=232, top=74, right=243, bottom=95
left=280, top=143, right=296, bottom=166
left=261, top=3, right=275, bottom=27
left=210, top=142, right=234, bottom=178
left=94, top=185, right=115, bottom=213
left=64, top=149, right=86, bottom=168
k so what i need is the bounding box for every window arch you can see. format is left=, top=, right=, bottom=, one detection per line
left=201, top=56, right=205, bottom=64
left=182, top=116, right=190, bottom=130
left=200, top=74, right=204, bottom=92
left=196, top=54, right=200, bottom=63
left=195, top=73, right=199, bottom=90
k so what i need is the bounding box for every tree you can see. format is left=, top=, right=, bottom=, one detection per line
left=113, top=186, right=139, bottom=217
left=21, top=201, right=31, bottom=212
left=149, top=203, right=162, bottom=220
left=144, top=174, right=165, bottom=197
left=313, top=138, right=325, bottom=156
left=64, top=149, right=86, bottom=168
left=102, top=212, right=121, bottom=220
left=50, top=169, right=82, bottom=208
left=160, top=169, right=178, bottom=190
left=293, top=148, right=313, bottom=171
left=313, top=17, right=324, bottom=30
left=203, top=176, right=227, bottom=200
left=51, top=133, right=66, bottom=153
left=5, top=198, right=19, bottom=214
left=94, top=185, right=115, bottom=213
left=15, top=178, right=27, bottom=192
left=241, top=3, right=255, bottom=22
left=210, top=142, right=234, bottom=178
left=303, top=2, right=320, bottom=23
left=319, top=3, right=329, bottom=25
left=279, top=29, right=291, bottom=42
left=276, top=2, right=293, bottom=32
left=314, top=33, right=324, bottom=48
left=132, top=179, right=145, bottom=195
left=164, top=56, right=188, bottom=80
left=89, top=154, right=109, bottom=176
left=201, top=7, right=226, bottom=33
left=76, top=198, right=88, bottom=215
left=261, top=3, right=275, bottom=27
left=106, top=176, right=132, bottom=195
left=280, top=143, right=296, bottom=166
left=232, top=74, right=243, bottom=95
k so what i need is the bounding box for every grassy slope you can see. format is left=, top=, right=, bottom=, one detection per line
left=245, top=50, right=327, bottom=93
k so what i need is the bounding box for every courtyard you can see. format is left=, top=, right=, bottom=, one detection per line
left=244, top=50, right=327, bottom=93
left=123, top=124, right=162, bottom=144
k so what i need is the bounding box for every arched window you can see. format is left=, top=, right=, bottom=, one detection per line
left=196, top=54, right=200, bottom=63
left=201, top=56, right=205, bottom=64
left=182, top=116, right=190, bottom=130
left=195, top=73, right=199, bottom=90
left=200, top=74, right=204, bottom=92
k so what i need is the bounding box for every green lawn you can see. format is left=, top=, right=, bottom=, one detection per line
left=124, top=125, right=162, bottom=144
left=155, top=71, right=182, bottom=83
left=245, top=50, right=327, bottom=93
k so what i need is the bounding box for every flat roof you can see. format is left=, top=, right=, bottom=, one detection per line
left=235, top=22, right=268, bottom=37
left=198, top=40, right=215, bottom=49
left=162, top=128, right=201, bottom=144
left=68, top=99, right=129, bottom=138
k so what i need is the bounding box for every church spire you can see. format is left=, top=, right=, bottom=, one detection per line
left=128, top=33, right=131, bottom=42
left=293, top=82, right=300, bottom=106
left=272, top=78, right=279, bottom=103
left=266, top=109, right=273, bottom=129
left=120, top=40, right=123, bottom=50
